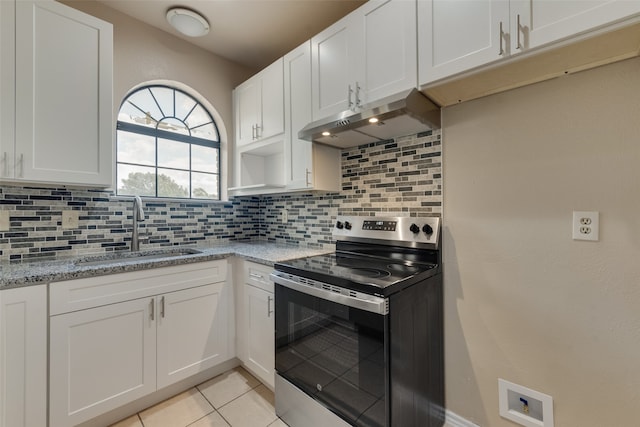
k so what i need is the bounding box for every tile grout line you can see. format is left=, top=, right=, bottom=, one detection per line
left=195, top=384, right=234, bottom=426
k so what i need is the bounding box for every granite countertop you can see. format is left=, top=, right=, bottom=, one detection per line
left=0, top=242, right=333, bottom=290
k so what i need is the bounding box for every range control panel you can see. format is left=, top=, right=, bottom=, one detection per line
left=333, top=216, right=440, bottom=249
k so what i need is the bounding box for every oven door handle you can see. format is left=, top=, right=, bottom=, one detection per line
left=270, top=272, right=388, bottom=315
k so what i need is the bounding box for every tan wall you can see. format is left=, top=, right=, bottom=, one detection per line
left=442, top=57, right=640, bottom=426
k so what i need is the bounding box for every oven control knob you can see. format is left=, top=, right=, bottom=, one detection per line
left=336, top=221, right=344, bottom=230
left=422, top=224, right=433, bottom=235
left=409, top=223, right=420, bottom=234
left=344, top=221, right=352, bottom=230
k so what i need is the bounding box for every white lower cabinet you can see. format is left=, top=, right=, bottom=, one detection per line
left=49, top=297, right=157, bottom=427
left=237, top=260, right=275, bottom=389
left=157, top=283, right=229, bottom=388
left=49, top=260, right=231, bottom=427
left=0, top=285, right=47, bottom=427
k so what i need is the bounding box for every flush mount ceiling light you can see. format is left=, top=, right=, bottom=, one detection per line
left=166, top=7, right=210, bottom=37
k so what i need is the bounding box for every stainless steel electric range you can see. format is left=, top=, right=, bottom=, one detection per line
left=271, top=216, right=444, bottom=427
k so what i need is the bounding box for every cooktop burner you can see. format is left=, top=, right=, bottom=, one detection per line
left=275, top=252, right=437, bottom=296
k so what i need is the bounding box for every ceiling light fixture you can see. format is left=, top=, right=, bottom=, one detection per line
left=166, top=7, right=210, bottom=37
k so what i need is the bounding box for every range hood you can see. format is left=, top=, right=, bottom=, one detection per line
left=298, top=88, right=441, bottom=149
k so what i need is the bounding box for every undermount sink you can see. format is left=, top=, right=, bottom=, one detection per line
left=75, top=248, right=203, bottom=267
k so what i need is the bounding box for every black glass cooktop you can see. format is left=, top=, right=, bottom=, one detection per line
left=274, top=251, right=438, bottom=297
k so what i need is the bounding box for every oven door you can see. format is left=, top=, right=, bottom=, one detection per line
left=272, top=272, right=389, bottom=427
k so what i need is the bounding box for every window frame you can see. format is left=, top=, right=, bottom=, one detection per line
left=115, top=84, right=222, bottom=201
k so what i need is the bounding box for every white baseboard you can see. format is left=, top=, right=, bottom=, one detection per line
left=446, top=409, right=481, bottom=427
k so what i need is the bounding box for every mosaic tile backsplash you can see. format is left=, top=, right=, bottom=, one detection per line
left=0, top=130, right=441, bottom=261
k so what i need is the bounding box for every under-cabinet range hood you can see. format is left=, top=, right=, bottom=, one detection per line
left=299, top=88, right=441, bottom=149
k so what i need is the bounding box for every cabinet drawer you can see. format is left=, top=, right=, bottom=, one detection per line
left=244, top=261, right=274, bottom=293
left=50, top=260, right=227, bottom=315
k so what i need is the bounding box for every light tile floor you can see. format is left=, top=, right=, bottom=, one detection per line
left=109, top=367, right=286, bottom=427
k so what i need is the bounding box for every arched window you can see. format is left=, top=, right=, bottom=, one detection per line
left=116, top=85, right=220, bottom=200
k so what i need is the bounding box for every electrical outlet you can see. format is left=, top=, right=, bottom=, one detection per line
left=0, top=210, right=10, bottom=231
left=61, top=210, right=79, bottom=229
left=282, top=209, right=288, bottom=223
left=572, top=211, right=599, bottom=241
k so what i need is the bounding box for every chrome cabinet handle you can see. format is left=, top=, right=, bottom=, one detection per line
left=249, top=272, right=264, bottom=280
left=305, top=168, right=311, bottom=186
left=150, top=298, right=155, bottom=321
left=499, top=21, right=505, bottom=56
left=516, top=14, right=522, bottom=50
left=267, top=295, right=273, bottom=317
left=255, top=124, right=261, bottom=139
left=161, top=296, right=165, bottom=318
left=348, top=84, right=354, bottom=109
left=251, top=124, right=256, bottom=140
left=17, top=153, right=24, bottom=178
left=355, top=83, right=361, bottom=108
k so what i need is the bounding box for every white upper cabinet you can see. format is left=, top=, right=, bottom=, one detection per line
left=312, top=0, right=418, bottom=120
left=419, top=0, right=640, bottom=86
left=418, top=0, right=509, bottom=84
left=284, top=41, right=341, bottom=192
left=0, top=1, right=15, bottom=181
left=4, top=0, right=113, bottom=186
left=360, top=0, right=418, bottom=104
left=512, top=0, right=640, bottom=50
left=234, top=58, right=284, bottom=147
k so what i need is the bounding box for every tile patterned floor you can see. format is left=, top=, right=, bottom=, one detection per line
left=109, top=367, right=286, bottom=427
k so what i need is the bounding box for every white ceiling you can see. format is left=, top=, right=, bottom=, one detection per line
left=95, top=0, right=366, bottom=71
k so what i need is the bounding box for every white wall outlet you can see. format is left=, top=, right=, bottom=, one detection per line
left=572, top=211, right=599, bottom=241
left=282, top=208, right=288, bottom=223
left=0, top=210, right=10, bottom=231
left=61, top=210, right=79, bottom=229
left=498, top=379, right=554, bottom=427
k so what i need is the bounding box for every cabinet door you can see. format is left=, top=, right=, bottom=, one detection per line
left=260, top=58, right=285, bottom=140
left=0, top=285, right=47, bottom=427
left=284, top=41, right=313, bottom=190
left=157, top=283, right=229, bottom=389
left=50, top=297, right=157, bottom=427
left=311, top=14, right=359, bottom=120
left=244, top=284, right=275, bottom=388
left=418, top=0, right=510, bottom=85
left=235, top=78, right=261, bottom=147
left=512, top=0, right=640, bottom=51
left=15, top=0, right=113, bottom=186
left=361, top=0, right=417, bottom=104
left=0, top=0, right=14, bottom=179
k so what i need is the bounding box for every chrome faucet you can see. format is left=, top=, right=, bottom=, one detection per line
left=131, top=195, right=145, bottom=252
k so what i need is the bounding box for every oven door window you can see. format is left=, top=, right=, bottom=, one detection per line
left=275, top=284, right=388, bottom=427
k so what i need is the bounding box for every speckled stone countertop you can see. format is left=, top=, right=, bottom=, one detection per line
left=0, top=242, right=333, bottom=290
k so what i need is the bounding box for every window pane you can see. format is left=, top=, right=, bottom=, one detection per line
left=158, top=117, right=189, bottom=135
left=185, top=104, right=211, bottom=131
left=117, top=164, right=156, bottom=197
left=158, top=138, right=189, bottom=169
left=192, top=172, right=219, bottom=199
left=150, top=87, right=174, bottom=117
left=117, top=130, right=155, bottom=166
left=158, top=168, right=189, bottom=198
left=191, top=145, right=218, bottom=173
left=175, top=91, right=196, bottom=122
left=191, top=123, right=218, bottom=141
left=123, top=88, right=162, bottom=124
